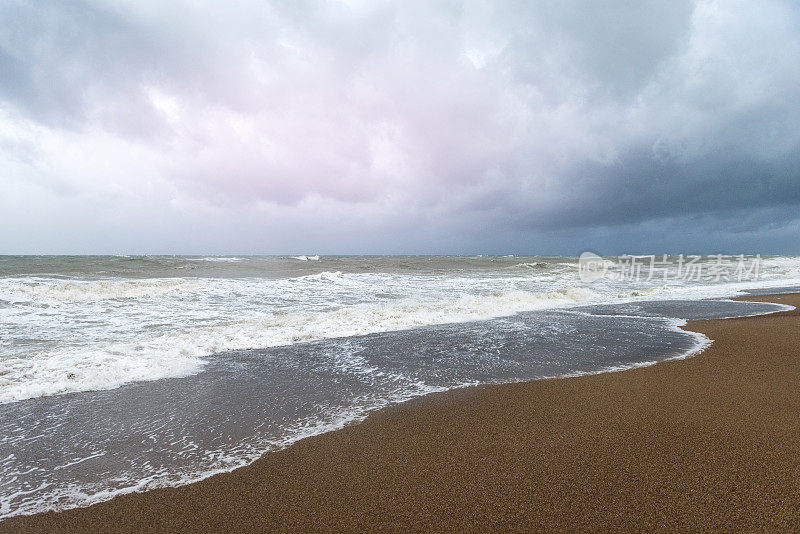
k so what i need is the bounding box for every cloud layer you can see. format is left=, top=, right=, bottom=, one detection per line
left=1, top=0, right=798, bottom=253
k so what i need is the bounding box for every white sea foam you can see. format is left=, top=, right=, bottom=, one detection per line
left=0, top=285, right=609, bottom=403
left=2, top=255, right=800, bottom=404
left=0, top=344, right=204, bottom=404
left=290, top=255, right=320, bottom=261
left=291, top=270, right=344, bottom=283
left=7, top=278, right=203, bottom=302
left=185, top=257, right=244, bottom=263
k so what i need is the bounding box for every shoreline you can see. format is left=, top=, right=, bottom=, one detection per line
left=3, top=293, right=800, bottom=531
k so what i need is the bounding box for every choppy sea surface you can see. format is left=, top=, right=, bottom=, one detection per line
left=1, top=254, right=799, bottom=518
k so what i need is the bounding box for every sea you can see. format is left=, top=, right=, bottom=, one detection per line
left=1, top=254, right=799, bottom=518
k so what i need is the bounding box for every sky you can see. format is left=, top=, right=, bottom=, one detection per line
left=0, top=0, right=799, bottom=255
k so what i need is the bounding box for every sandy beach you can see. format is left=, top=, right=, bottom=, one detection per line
left=3, top=293, right=799, bottom=532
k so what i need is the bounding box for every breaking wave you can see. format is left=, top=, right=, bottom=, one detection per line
left=0, top=285, right=609, bottom=403
left=6, top=279, right=203, bottom=302
left=3, top=254, right=800, bottom=404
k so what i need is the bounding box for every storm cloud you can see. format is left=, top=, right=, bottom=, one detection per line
left=1, top=0, right=798, bottom=253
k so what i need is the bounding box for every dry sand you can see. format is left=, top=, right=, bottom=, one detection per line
left=3, top=293, right=800, bottom=532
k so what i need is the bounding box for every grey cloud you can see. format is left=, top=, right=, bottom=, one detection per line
left=514, top=147, right=800, bottom=230
left=0, top=0, right=799, bottom=253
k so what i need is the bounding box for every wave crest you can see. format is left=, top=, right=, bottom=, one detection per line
left=0, top=285, right=604, bottom=403
left=6, top=279, right=203, bottom=302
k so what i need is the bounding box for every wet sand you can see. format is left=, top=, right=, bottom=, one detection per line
left=3, top=293, right=800, bottom=532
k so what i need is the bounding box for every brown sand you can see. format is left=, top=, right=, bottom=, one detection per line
left=3, top=293, right=800, bottom=532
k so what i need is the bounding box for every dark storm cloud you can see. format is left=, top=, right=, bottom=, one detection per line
left=496, top=147, right=800, bottom=231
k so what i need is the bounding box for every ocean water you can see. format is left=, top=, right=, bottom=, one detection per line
left=1, top=255, right=799, bottom=518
